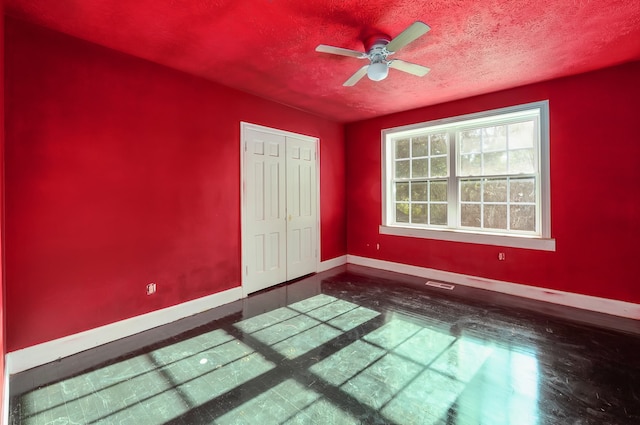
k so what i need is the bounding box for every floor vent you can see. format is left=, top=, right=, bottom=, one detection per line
left=425, top=281, right=455, bottom=290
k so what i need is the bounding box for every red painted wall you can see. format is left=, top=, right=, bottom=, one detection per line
left=346, top=61, right=640, bottom=305
left=4, top=18, right=346, bottom=351
left=1, top=0, right=6, bottom=409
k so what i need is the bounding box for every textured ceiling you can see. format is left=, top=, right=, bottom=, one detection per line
left=5, top=0, right=640, bottom=122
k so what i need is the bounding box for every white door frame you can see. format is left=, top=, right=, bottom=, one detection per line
left=240, top=122, right=321, bottom=297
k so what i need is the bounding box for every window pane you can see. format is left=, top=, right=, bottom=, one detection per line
left=395, top=182, right=409, bottom=202
left=460, top=154, right=481, bottom=176
left=411, top=204, right=428, bottom=224
left=396, top=139, right=410, bottom=159
left=430, top=181, right=447, bottom=202
left=430, top=134, right=447, bottom=155
left=430, top=204, right=447, bottom=225
left=395, top=160, right=410, bottom=178
left=482, top=126, right=507, bottom=151
left=460, top=180, right=481, bottom=202
left=510, top=178, right=535, bottom=203
left=396, top=203, right=409, bottom=222
left=385, top=102, right=545, bottom=237
left=412, top=136, right=428, bottom=157
left=508, top=121, right=534, bottom=149
left=511, top=205, right=535, bottom=231
left=484, top=179, right=507, bottom=202
left=412, top=158, right=428, bottom=178
left=430, top=156, right=448, bottom=177
left=461, top=204, right=481, bottom=227
left=460, top=129, right=481, bottom=153
left=483, top=151, right=507, bottom=175
left=411, top=182, right=427, bottom=201
left=509, top=149, right=535, bottom=174
left=484, top=205, right=507, bottom=229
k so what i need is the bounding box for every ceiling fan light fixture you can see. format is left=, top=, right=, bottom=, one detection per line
left=367, top=61, right=389, bottom=81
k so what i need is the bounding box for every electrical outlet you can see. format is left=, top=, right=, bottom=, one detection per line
left=146, top=282, right=157, bottom=295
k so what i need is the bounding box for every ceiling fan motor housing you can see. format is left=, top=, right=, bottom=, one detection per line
left=362, top=33, right=392, bottom=52
left=363, top=34, right=391, bottom=52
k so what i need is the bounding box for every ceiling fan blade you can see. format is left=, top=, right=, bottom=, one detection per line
left=344, top=65, right=369, bottom=86
left=389, top=59, right=430, bottom=77
left=316, top=44, right=367, bottom=59
left=386, top=21, right=431, bottom=53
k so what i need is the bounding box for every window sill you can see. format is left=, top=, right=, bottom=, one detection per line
left=379, top=225, right=556, bottom=251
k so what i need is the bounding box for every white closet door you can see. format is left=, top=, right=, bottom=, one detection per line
left=242, top=124, right=318, bottom=294
left=286, top=136, right=317, bottom=281
left=243, top=128, right=287, bottom=294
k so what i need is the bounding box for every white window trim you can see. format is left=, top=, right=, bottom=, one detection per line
left=380, top=100, right=555, bottom=251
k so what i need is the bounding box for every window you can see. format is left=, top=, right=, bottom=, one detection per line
left=381, top=101, right=554, bottom=251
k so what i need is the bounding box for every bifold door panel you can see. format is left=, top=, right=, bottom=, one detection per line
left=242, top=125, right=318, bottom=294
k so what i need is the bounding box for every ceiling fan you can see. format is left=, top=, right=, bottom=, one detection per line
left=316, top=21, right=431, bottom=86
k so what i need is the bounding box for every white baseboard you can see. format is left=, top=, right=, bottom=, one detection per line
left=7, top=286, right=244, bottom=375
left=3, top=356, right=9, bottom=425
left=318, top=255, right=347, bottom=272
left=347, top=255, right=640, bottom=320
left=5, top=257, right=349, bottom=376
left=9, top=255, right=637, bottom=377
